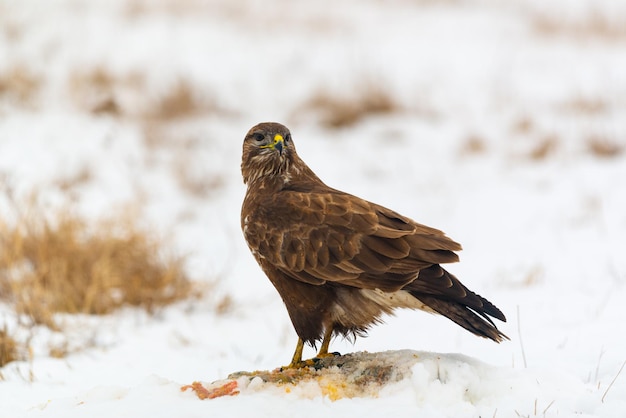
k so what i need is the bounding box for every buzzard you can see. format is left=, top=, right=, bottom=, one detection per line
left=241, top=122, right=508, bottom=368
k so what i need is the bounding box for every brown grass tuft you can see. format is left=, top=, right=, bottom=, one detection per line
left=561, top=97, right=608, bottom=115
left=146, top=80, right=219, bottom=121
left=0, top=65, right=41, bottom=106
left=528, top=135, right=559, bottom=161
left=532, top=11, right=626, bottom=40
left=0, top=203, right=193, bottom=330
left=511, top=116, right=534, bottom=135
left=150, top=81, right=198, bottom=120
left=70, top=69, right=223, bottom=121
left=55, top=167, right=93, bottom=192
left=0, top=325, right=19, bottom=368
left=586, top=135, right=623, bottom=158
left=69, top=68, right=144, bottom=116
left=303, top=83, right=399, bottom=129
left=214, top=294, right=234, bottom=316
left=459, top=135, right=487, bottom=155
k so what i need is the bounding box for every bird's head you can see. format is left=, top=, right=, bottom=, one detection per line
left=241, top=122, right=295, bottom=185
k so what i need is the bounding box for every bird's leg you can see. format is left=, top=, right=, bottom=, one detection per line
left=283, top=337, right=305, bottom=369
left=314, top=326, right=339, bottom=359
left=282, top=332, right=340, bottom=370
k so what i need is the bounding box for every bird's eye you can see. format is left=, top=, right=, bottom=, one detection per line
left=285, top=133, right=291, bottom=143
left=252, top=132, right=265, bottom=143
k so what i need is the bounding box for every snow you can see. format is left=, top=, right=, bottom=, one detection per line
left=1, top=0, right=626, bottom=416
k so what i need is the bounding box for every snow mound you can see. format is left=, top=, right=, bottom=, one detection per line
left=182, top=350, right=592, bottom=408
left=184, top=350, right=418, bottom=401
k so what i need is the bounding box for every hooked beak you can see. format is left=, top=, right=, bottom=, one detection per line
left=259, top=133, right=285, bottom=155
left=272, top=134, right=284, bottom=155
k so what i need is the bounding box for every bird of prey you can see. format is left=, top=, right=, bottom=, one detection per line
left=241, top=122, right=508, bottom=368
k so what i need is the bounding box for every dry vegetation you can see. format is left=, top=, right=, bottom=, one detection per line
left=531, top=11, right=626, bottom=40
left=586, top=135, right=624, bottom=158
left=0, top=196, right=195, bottom=366
left=151, top=81, right=196, bottom=119
left=55, top=166, right=93, bottom=193
left=0, top=65, right=42, bottom=107
left=527, top=135, right=559, bottom=161
left=459, top=135, right=488, bottom=156
left=302, top=83, right=399, bottom=129
left=0, top=208, right=193, bottom=327
left=70, top=67, right=221, bottom=121
left=561, top=97, right=608, bottom=115
left=511, top=116, right=534, bottom=135
left=0, top=325, right=19, bottom=368
left=146, top=80, right=214, bottom=121
left=69, top=68, right=145, bottom=116
left=124, top=0, right=211, bottom=19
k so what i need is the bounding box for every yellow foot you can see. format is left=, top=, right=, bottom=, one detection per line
left=280, top=353, right=340, bottom=371
left=309, top=351, right=341, bottom=370
left=281, top=335, right=341, bottom=370
left=280, top=358, right=315, bottom=371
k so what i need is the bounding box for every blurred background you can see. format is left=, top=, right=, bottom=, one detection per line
left=1, top=0, right=625, bottom=398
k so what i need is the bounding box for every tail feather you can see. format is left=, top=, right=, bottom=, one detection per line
left=406, top=264, right=508, bottom=342
left=412, top=294, right=509, bottom=342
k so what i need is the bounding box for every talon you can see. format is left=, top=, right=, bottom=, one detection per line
left=311, top=351, right=341, bottom=370
left=283, top=329, right=339, bottom=370
left=280, top=359, right=313, bottom=370
left=313, top=351, right=339, bottom=360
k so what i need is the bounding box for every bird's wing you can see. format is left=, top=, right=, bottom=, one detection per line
left=244, top=186, right=462, bottom=292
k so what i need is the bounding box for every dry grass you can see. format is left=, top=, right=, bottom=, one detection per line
left=511, top=116, right=534, bottom=135
left=528, top=135, right=559, bottom=161
left=55, top=167, right=93, bottom=192
left=70, top=67, right=224, bottom=122
left=0, top=202, right=193, bottom=331
left=0, top=65, right=42, bottom=106
left=69, top=68, right=144, bottom=116
left=561, top=97, right=608, bottom=115
left=532, top=11, right=626, bottom=40
left=586, top=135, right=623, bottom=158
left=459, top=135, right=488, bottom=156
left=124, top=0, right=206, bottom=19
left=303, top=83, right=399, bottom=129
left=146, top=80, right=218, bottom=121
left=214, top=294, right=234, bottom=316
left=0, top=325, right=19, bottom=368
left=149, top=81, right=198, bottom=120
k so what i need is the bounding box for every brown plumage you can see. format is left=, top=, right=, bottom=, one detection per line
left=241, top=122, right=508, bottom=367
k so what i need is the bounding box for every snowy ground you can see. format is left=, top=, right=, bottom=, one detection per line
left=1, top=0, right=626, bottom=416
